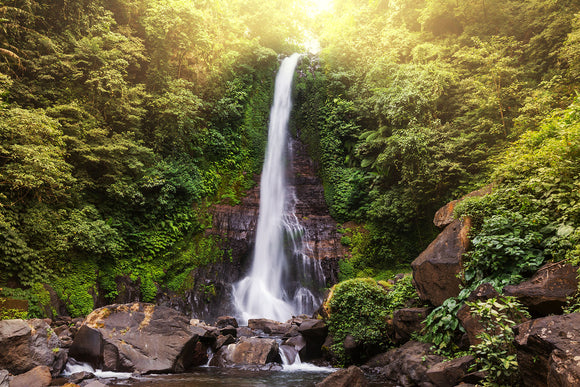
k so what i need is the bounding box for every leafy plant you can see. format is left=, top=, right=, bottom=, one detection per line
left=467, top=296, right=530, bottom=386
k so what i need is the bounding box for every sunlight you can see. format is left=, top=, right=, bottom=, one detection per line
left=311, top=0, right=333, bottom=13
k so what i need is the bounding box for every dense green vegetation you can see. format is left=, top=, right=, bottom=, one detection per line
left=294, top=0, right=580, bottom=277
left=2, top=2, right=580, bottom=383
left=0, top=0, right=312, bottom=316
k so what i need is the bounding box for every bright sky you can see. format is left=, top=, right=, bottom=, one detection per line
left=311, top=0, right=333, bottom=13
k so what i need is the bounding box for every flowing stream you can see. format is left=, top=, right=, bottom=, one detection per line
left=232, top=54, right=325, bottom=324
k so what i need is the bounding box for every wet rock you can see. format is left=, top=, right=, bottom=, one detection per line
left=68, top=371, right=94, bottom=384
left=456, top=283, right=500, bottom=346
left=0, top=319, right=63, bottom=376
left=219, top=325, right=237, bottom=337
left=503, top=262, right=579, bottom=316
left=279, top=345, right=299, bottom=364
left=426, top=355, right=475, bottom=386
left=297, top=319, right=328, bottom=361
left=69, top=325, right=103, bottom=367
left=283, top=325, right=300, bottom=338
left=411, top=218, right=470, bottom=306
left=215, top=316, right=238, bottom=329
left=236, top=326, right=254, bottom=337
left=393, top=307, right=431, bottom=344
left=284, top=335, right=307, bottom=354
left=363, top=341, right=444, bottom=386
left=0, top=370, right=10, bottom=387
left=248, top=318, right=291, bottom=335
left=84, top=381, right=108, bottom=387
left=316, top=366, right=368, bottom=387
left=215, top=334, right=236, bottom=350
left=514, top=313, right=580, bottom=386
left=209, top=337, right=281, bottom=368
left=433, top=185, right=493, bottom=229
left=10, top=365, right=51, bottom=387
left=69, top=303, right=209, bottom=373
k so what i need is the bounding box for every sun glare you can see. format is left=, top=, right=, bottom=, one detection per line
left=311, top=0, right=333, bottom=13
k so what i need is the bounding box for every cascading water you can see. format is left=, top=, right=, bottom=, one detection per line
left=232, top=54, right=325, bottom=325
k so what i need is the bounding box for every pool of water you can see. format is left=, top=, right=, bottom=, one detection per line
left=107, top=367, right=335, bottom=387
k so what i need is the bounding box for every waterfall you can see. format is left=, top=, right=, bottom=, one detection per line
left=232, top=54, right=325, bottom=325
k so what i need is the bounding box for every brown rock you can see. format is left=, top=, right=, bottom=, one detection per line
left=457, top=283, right=500, bottom=346
left=248, top=319, right=291, bottom=335
left=297, top=319, right=328, bottom=361
left=0, top=319, right=63, bottom=376
left=514, top=313, right=580, bottom=387
left=10, top=365, right=51, bottom=387
left=316, top=366, right=368, bottom=387
left=215, top=316, right=239, bottom=329
left=393, top=307, right=432, bottom=344
left=69, top=325, right=103, bottom=367
left=70, top=303, right=209, bottom=373
left=426, top=355, right=475, bottom=386
left=503, top=262, right=579, bottom=316
left=411, top=218, right=470, bottom=306
left=434, top=185, right=493, bottom=228
left=215, top=334, right=236, bottom=350
left=364, top=341, right=444, bottom=386
left=209, top=337, right=281, bottom=367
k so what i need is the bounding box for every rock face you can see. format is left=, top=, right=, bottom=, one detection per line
left=514, top=313, right=580, bottom=386
left=159, top=137, right=345, bottom=322
left=209, top=337, right=281, bottom=368
left=316, top=366, right=368, bottom=387
left=411, top=218, right=470, bottom=306
left=69, top=303, right=213, bottom=374
left=9, top=365, right=51, bottom=387
left=393, top=308, right=431, bottom=344
left=363, top=341, right=444, bottom=386
left=504, top=262, right=579, bottom=316
left=0, top=319, right=64, bottom=376
left=433, top=185, right=493, bottom=228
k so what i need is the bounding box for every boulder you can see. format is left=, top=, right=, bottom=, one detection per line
left=68, top=371, right=94, bottom=384
left=215, top=316, right=239, bottom=329
left=209, top=337, right=281, bottom=368
left=456, top=283, right=500, bottom=346
left=215, top=334, right=236, bottom=350
left=279, top=345, right=300, bottom=364
left=248, top=318, right=291, bottom=335
left=426, top=355, right=475, bottom=386
left=0, top=319, right=63, bottom=376
left=236, top=326, right=254, bottom=337
left=363, top=341, right=444, bottom=386
left=69, top=303, right=210, bottom=374
left=0, top=370, right=10, bottom=387
left=316, top=366, right=368, bottom=387
left=433, top=185, right=493, bottom=229
left=412, top=218, right=470, bottom=306
left=297, top=319, right=328, bottom=361
left=503, top=262, right=579, bottom=316
left=219, top=325, right=237, bottom=337
left=514, top=313, right=580, bottom=386
left=9, top=365, right=51, bottom=387
left=393, top=308, right=432, bottom=344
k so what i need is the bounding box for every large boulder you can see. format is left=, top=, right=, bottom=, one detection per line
left=393, top=308, right=432, bottom=344
left=9, top=365, right=51, bottom=387
left=209, top=337, right=281, bottom=368
left=433, top=185, right=493, bottom=229
left=297, top=319, right=328, bottom=361
left=411, top=219, right=470, bottom=306
left=0, top=319, right=64, bottom=376
left=316, top=366, right=368, bottom=387
left=363, top=341, right=444, bottom=386
left=514, top=313, right=580, bottom=386
left=504, top=262, right=579, bottom=316
left=69, top=303, right=212, bottom=374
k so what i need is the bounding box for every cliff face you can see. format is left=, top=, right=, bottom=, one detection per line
left=161, top=136, right=345, bottom=322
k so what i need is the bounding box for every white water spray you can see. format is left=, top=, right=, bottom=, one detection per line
left=233, top=54, right=324, bottom=324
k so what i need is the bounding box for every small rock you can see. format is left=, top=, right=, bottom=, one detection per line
left=393, top=307, right=432, bottom=344
left=248, top=318, right=291, bottom=335
left=215, top=334, right=236, bottom=350
left=316, top=365, right=368, bottom=387
left=456, top=283, right=500, bottom=346
left=236, top=327, right=254, bottom=337
left=219, top=325, right=237, bottom=337
left=69, top=371, right=94, bottom=384
left=10, top=365, right=51, bottom=387
left=426, top=355, right=475, bottom=386
left=215, top=316, right=239, bottom=329
left=0, top=369, right=11, bottom=387
left=84, top=381, right=109, bottom=387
